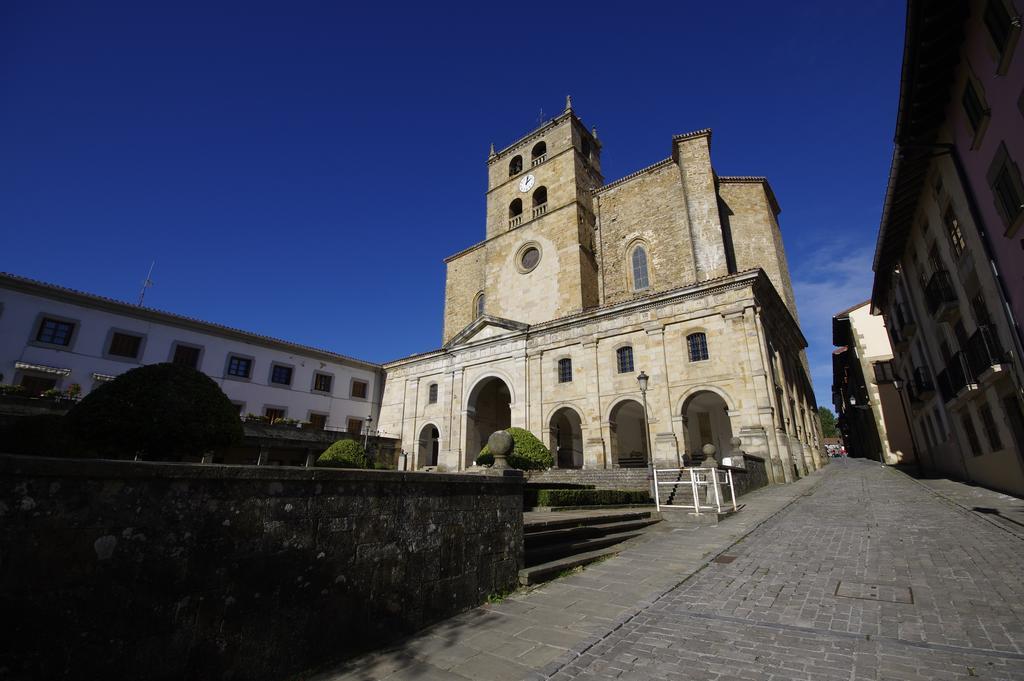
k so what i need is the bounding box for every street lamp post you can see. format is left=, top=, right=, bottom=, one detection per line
left=637, top=371, right=654, bottom=500
left=363, top=415, right=373, bottom=452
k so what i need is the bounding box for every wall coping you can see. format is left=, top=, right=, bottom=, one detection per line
left=0, top=454, right=523, bottom=487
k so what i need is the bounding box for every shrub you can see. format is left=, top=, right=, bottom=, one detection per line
left=476, top=427, right=553, bottom=471
left=0, top=384, right=27, bottom=396
left=64, top=363, right=243, bottom=460
left=0, top=414, right=71, bottom=456
left=317, top=439, right=371, bottom=469
left=533, top=489, right=651, bottom=508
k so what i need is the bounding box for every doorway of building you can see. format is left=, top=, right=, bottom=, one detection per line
left=609, top=399, right=648, bottom=468
left=465, top=377, right=511, bottom=465
left=682, top=391, right=734, bottom=463
left=549, top=407, right=583, bottom=468
left=418, top=424, right=439, bottom=468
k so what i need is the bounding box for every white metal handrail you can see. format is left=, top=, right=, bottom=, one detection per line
left=652, top=467, right=737, bottom=515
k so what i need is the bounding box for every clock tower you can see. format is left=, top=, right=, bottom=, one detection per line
left=442, top=98, right=603, bottom=341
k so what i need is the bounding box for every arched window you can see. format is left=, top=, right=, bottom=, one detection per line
left=428, top=383, right=438, bottom=404
left=580, top=138, right=591, bottom=159
left=687, top=332, right=709, bottom=362
left=508, top=155, right=523, bottom=176
left=630, top=245, right=650, bottom=291
left=532, top=187, right=548, bottom=218
left=509, top=199, right=523, bottom=217
left=531, top=141, right=546, bottom=164
left=616, top=346, right=634, bottom=374
left=557, top=358, right=573, bottom=383
left=474, top=292, right=484, bottom=319
left=532, top=186, right=547, bottom=207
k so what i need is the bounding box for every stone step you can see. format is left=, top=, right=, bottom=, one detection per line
left=523, top=510, right=655, bottom=533
left=518, top=545, right=625, bottom=586
left=525, top=518, right=662, bottom=548
left=526, top=528, right=648, bottom=568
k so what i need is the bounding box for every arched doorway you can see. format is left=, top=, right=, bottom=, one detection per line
left=609, top=399, right=648, bottom=468
left=466, top=377, right=511, bottom=465
left=549, top=407, right=583, bottom=469
left=417, top=424, right=439, bottom=468
left=682, top=391, right=734, bottom=463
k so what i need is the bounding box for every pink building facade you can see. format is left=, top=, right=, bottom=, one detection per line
left=947, top=0, right=1024, bottom=348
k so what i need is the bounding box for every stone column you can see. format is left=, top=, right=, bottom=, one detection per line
left=647, top=324, right=679, bottom=468
left=402, top=378, right=420, bottom=470
left=582, top=339, right=604, bottom=469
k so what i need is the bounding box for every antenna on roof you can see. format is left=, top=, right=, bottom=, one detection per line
left=138, top=261, right=155, bottom=306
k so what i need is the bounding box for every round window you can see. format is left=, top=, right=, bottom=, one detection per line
left=520, top=246, right=540, bottom=271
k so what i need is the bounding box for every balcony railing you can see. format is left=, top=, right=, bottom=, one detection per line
left=532, top=203, right=548, bottom=219
left=967, top=325, right=1006, bottom=380
left=509, top=215, right=523, bottom=229
left=912, top=366, right=935, bottom=400
left=947, top=351, right=976, bottom=397
left=925, top=270, right=958, bottom=321
left=936, top=367, right=954, bottom=402
left=531, top=154, right=546, bottom=167
left=895, top=303, right=917, bottom=338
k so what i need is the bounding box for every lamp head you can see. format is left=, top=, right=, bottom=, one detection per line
left=637, top=371, right=649, bottom=392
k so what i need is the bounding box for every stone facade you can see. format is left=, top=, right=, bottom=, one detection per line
left=0, top=454, right=523, bottom=681
left=382, top=103, right=823, bottom=484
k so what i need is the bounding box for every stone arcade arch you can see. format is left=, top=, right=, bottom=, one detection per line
left=549, top=406, right=583, bottom=469
left=465, top=376, right=512, bottom=466
left=417, top=423, right=440, bottom=468
left=681, top=390, right=734, bottom=463
left=609, top=399, right=648, bottom=468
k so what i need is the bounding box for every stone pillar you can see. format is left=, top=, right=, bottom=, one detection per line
left=447, top=368, right=464, bottom=470
left=673, top=131, right=728, bottom=282
left=582, top=339, right=604, bottom=469
left=402, top=378, right=420, bottom=469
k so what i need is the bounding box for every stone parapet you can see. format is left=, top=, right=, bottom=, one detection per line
left=0, top=454, right=524, bottom=681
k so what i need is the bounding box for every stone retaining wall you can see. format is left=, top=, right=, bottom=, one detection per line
left=526, top=467, right=651, bottom=491
left=0, top=455, right=523, bottom=681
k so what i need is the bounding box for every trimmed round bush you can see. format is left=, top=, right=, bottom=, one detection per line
left=64, top=363, right=243, bottom=460
left=476, top=427, right=552, bottom=470
left=317, top=439, right=371, bottom=469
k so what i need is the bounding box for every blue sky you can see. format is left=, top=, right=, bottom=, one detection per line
left=1, top=1, right=904, bottom=410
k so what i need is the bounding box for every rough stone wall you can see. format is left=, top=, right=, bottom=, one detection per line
left=442, top=244, right=484, bottom=343
left=727, top=454, right=769, bottom=497
left=718, top=179, right=798, bottom=318
left=526, top=468, right=650, bottom=491
left=594, top=159, right=698, bottom=306
left=0, top=455, right=523, bottom=681
left=674, top=133, right=729, bottom=281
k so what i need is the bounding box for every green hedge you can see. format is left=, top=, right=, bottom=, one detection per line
left=317, top=439, right=371, bottom=469
left=533, top=489, right=651, bottom=508
left=476, top=427, right=553, bottom=471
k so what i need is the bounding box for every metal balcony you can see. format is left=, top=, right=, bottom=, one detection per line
left=967, top=325, right=1006, bottom=381
left=946, top=351, right=976, bottom=397
left=925, top=270, right=959, bottom=322
left=912, top=366, right=935, bottom=400
left=895, top=303, right=918, bottom=338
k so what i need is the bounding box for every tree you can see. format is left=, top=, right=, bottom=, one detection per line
left=64, top=363, right=243, bottom=459
left=818, top=407, right=839, bottom=438
left=317, top=439, right=371, bottom=469
left=476, top=427, right=553, bottom=470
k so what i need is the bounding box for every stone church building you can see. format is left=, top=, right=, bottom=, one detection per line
left=378, top=101, right=822, bottom=484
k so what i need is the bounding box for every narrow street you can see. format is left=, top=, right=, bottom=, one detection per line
left=549, top=459, right=1024, bottom=680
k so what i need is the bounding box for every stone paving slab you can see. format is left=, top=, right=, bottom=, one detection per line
left=546, top=459, right=1024, bottom=681
left=308, top=467, right=826, bottom=681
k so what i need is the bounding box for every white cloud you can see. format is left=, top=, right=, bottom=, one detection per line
left=791, top=241, right=875, bottom=410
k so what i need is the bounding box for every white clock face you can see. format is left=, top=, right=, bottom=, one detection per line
left=519, top=174, right=536, bottom=193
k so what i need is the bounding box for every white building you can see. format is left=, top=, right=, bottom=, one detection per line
left=0, top=273, right=383, bottom=434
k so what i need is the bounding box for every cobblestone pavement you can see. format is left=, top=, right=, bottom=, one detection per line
left=546, top=459, right=1024, bottom=681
